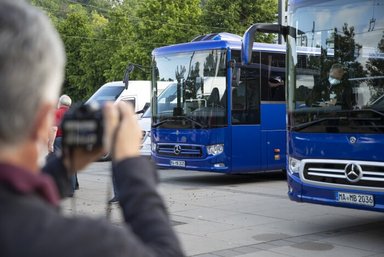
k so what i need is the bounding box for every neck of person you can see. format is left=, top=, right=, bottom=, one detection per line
left=0, top=141, right=40, bottom=174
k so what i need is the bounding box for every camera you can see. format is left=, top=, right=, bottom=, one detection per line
left=61, top=102, right=104, bottom=151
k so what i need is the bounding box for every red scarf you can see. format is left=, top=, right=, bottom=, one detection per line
left=0, top=163, right=60, bottom=207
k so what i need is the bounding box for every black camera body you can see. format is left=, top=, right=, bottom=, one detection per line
left=61, top=102, right=104, bottom=151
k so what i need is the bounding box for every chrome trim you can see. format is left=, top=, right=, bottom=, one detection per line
left=299, top=159, right=384, bottom=192
left=156, top=143, right=203, bottom=158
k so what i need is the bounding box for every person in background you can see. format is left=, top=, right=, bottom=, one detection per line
left=0, top=1, right=185, bottom=256
left=268, top=75, right=285, bottom=101
left=53, top=94, right=79, bottom=195
left=307, top=63, right=356, bottom=109
left=53, top=94, right=71, bottom=152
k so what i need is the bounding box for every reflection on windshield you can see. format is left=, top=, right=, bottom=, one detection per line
left=152, top=50, right=227, bottom=129
left=86, top=85, right=125, bottom=105
left=288, top=0, right=384, bottom=133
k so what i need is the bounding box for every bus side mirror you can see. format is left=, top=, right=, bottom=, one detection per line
left=242, top=23, right=283, bottom=65
left=123, top=64, right=135, bottom=89
left=136, top=102, right=150, bottom=115
left=241, top=23, right=301, bottom=65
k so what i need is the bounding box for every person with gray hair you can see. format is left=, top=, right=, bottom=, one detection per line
left=58, top=94, right=72, bottom=108
left=53, top=94, right=78, bottom=195
left=306, top=63, right=356, bottom=109
left=0, top=1, right=185, bottom=257
left=54, top=94, right=72, bottom=152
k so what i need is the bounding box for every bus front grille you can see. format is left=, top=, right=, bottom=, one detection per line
left=301, top=160, right=384, bottom=190
left=156, top=144, right=203, bottom=158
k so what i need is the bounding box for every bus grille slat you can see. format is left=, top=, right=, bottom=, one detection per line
left=302, top=161, right=384, bottom=189
left=156, top=144, right=203, bottom=158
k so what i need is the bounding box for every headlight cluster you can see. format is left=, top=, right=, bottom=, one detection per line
left=288, top=157, right=301, bottom=174
left=151, top=142, right=157, bottom=152
left=206, top=144, right=224, bottom=156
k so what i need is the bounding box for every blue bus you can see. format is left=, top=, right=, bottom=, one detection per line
left=245, top=0, right=384, bottom=211
left=151, top=33, right=286, bottom=173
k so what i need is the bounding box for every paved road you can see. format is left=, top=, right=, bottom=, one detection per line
left=62, top=161, right=384, bottom=257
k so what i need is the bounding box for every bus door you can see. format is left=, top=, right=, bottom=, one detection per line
left=259, top=51, right=286, bottom=171
left=231, top=65, right=262, bottom=172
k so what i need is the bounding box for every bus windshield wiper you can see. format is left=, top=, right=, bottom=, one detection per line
left=293, top=117, right=338, bottom=131
left=152, top=116, right=207, bottom=128
left=364, top=108, right=384, bottom=117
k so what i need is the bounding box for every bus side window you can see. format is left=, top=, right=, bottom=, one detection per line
left=232, top=68, right=260, bottom=125
left=260, top=52, right=285, bottom=102
left=231, top=87, right=244, bottom=124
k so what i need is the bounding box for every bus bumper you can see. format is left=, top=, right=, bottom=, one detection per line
left=287, top=173, right=384, bottom=212
left=152, top=154, right=231, bottom=173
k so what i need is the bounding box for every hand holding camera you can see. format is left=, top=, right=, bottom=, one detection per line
left=60, top=101, right=141, bottom=172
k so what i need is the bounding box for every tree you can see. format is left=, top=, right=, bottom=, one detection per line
left=101, top=2, right=140, bottom=81
left=76, top=11, right=109, bottom=98
left=201, top=0, right=278, bottom=42
left=114, top=0, right=205, bottom=79
left=56, top=4, right=95, bottom=100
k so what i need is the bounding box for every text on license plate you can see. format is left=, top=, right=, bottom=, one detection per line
left=170, top=160, right=185, bottom=167
left=336, top=192, right=374, bottom=207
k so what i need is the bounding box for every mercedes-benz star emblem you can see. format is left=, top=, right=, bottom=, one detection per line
left=344, top=163, right=363, bottom=183
left=174, top=145, right=182, bottom=155
left=349, top=136, right=357, bottom=144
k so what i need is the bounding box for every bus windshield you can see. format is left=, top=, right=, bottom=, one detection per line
left=288, top=0, right=384, bottom=133
left=152, top=50, right=227, bottom=129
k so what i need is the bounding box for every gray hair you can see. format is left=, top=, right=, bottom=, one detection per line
left=0, top=0, right=65, bottom=146
left=59, top=94, right=72, bottom=107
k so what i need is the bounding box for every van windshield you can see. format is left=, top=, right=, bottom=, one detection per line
left=86, top=84, right=125, bottom=105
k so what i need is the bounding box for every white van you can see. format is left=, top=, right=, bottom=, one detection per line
left=87, top=80, right=173, bottom=159
left=86, top=80, right=151, bottom=114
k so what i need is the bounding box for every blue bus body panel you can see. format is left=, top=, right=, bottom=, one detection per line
left=231, top=125, right=262, bottom=173
left=261, top=103, right=286, bottom=171
left=290, top=132, right=384, bottom=161
left=288, top=132, right=384, bottom=212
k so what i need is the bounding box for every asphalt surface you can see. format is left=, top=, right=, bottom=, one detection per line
left=62, top=161, right=384, bottom=257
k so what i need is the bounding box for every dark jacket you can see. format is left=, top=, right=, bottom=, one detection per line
left=0, top=156, right=185, bottom=257
left=306, top=77, right=356, bottom=110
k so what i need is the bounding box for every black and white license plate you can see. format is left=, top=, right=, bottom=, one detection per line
left=170, top=160, right=185, bottom=167
left=336, top=192, right=374, bottom=207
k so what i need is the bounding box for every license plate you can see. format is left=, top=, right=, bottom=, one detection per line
left=336, top=192, right=374, bottom=207
left=170, top=160, right=185, bottom=167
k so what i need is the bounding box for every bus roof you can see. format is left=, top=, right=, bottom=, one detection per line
left=152, top=32, right=285, bottom=56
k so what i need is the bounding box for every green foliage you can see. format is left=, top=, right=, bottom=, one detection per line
left=201, top=0, right=278, bottom=42
left=106, top=0, right=205, bottom=81
left=56, top=5, right=95, bottom=100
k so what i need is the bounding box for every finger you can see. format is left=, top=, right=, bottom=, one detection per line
left=112, top=101, right=141, bottom=161
left=102, top=102, right=119, bottom=152
left=116, top=101, right=135, bottom=118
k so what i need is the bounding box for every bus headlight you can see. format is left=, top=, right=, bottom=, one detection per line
left=288, top=157, right=301, bottom=174
left=207, top=144, right=224, bottom=156
left=151, top=142, right=157, bottom=152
